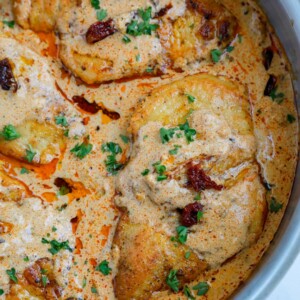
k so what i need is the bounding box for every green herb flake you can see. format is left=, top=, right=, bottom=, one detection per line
left=24, top=145, right=36, bottom=163
left=176, top=225, right=188, bottom=244
left=226, top=45, right=234, bottom=53
left=58, top=186, right=70, bottom=196
left=211, top=49, right=222, bottom=63
left=287, top=114, right=296, bottom=124
left=97, top=9, right=107, bottom=21
left=185, top=251, right=191, bottom=259
left=6, top=268, right=18, bottom=283
left=166, top=269, right=179, bottom=293
left=52, top=226, right=57, bottom=232
left=0, top=289, right=4, bottom=296
left=82, top=277, right=87, bottom=288
left=192, top=282, right=209, bottom=296
left=157, top=174, right=168, bottom=181
left=120, top=134, right=129, bottom=144
left=136, top=54, right=141, bottom=62
left=41, top=238, right=73, bottom=255
left=159, top=127, right=178, bottom=144
left=194, top=193, right=201, bottom=201
left=126, top=7, right=158, bottom=37
left=146, top=67, right=153, bottom=73
left=90, top=0, right=100, bottom=9
left=102, top=142, right=122, bottom=155
left=184, top=285, right=195, bottom=300
left=186, top=94, right=196, bottom=103
left=197, top=211, right=203, bottom=222
left=178, top=121, right=197, bottom=143
left=20, top=167, right=29, bottom=174
left=270, top=197, right=283, bottom=213
left=102, top=142, right=123, bottom=175
left=0, top=124, right=20, bottom=141
left=169, top=145, right=181, bottom=155
left=42, top=275, right=48, bottom=287
left=55, top=115, right=68, bottom=127
left=269, top=87, right=285, bottom=104
left=2, top=20, right=15, bottom=28
left=91, top=286, right=98, bottom=294
left=122, top=35, right=131, bottom=44
left=141, top=169, right=150, bottom=176
left=95, top=260, right=112, bottom=276
left=238, top=34, right=243, bottom=43
left=71, top=141, right=93, bottom=159
left=23, top=256, right=30, bottom=262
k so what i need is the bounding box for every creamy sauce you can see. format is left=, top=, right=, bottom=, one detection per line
left=0, top=0, right=298, bottom=299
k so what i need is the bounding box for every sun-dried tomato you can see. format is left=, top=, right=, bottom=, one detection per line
left=0, top=58, right=18, bottom=92
left=264, top=75, right=277, bottom=96
left=181, top=202, right=204, bottom=227
left=86, top=19, right=117, bottom=44
left=262, top=47, right=274, bottom=71
left=187, top=164, right=223, bottom=192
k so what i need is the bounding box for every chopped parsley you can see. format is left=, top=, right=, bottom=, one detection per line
left=90, top=0, right=100, bottom=9
left=226, top=45, right=234, bottom=52
left=153, top=161, right=168, bottom=181
left=41, top=275, right=48, bottom=287
left=41, top=238, right=72, bottom=255
left=122, top=35, right=131, bottom=44
left=287, top=114, right=296, bottom=123
left=2, top=20, right=15, bottom=28
left=71, top=140, right=93, bottom=159
left=0, top=289, right=4, bottom=296
left=102, top=142, right=123, bottom=175
left=192, top=282, right=209, bottom=296
left=91, top=286, right=98, bottom=294
left=194, top=193, right=201, bottom=201
left=270, top=197, right=283, bottom=213
left=211, top=49, right=222, bottom=63
left=0, top=124, right=20, bottom=141
left=179, top=121, right=197, bottom=143
left=166, top=269, right=179, bottom=293
left=23, top=256, right=30, bottom=262
left=238, top=34, right=243, bottom=43
left=58, top=186, right=70, bottom=196
left=95, top=260, right=112, bottom=275
left=146, top=67, right=153, bottom=73
left=197, top=211, right=203, bottom=222
left=20, top=167, right=29, bottom=174
left=160, top=127, right=177, bottom=144
left=82, top=277, right=87, bottom=288
left=97, top=9, right=107, bottom=21
left=186, top=94, right=196, bottom=103
left=52, top=226, right=57, bottom=232
left=55, top=115, right=68, bottom=127
left=24, top=145, right=36, bottom=163
left=269, top=87, right=285, bottom=104
left=176, top=225, right=188, bottom=244
left=136, top=54, right=141, bottom=62
left=185, top=251, right=191, bottom=259
left=6, top=268, right=18, bottom=283
left=184, top=285, right=195, bottom=299
left=126, top=7, right=158, bottom=37
left=169, top=145, right=181, bottom=155
left=141, top=169, right=150, bottom=176
left=120, top=134, right=129, bottom=144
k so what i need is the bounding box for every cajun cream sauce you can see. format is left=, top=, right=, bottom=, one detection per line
left=0, top=0, right=298, bottom=299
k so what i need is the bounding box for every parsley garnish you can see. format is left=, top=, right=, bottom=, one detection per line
left=194, top=193, right=201, bottom=201
left=6, top=268, right=18, bottom=283
left=97, top=9, right=107, bottom=21
left=153, top=161, right=168, bottom=181
left=176, top=225, right=188, bottom=244
left=146, top=67, right=153, bottom=73
left=0, top=124, right=20, bottom=140
left=287, top=114, right=296, bottom=123
left=226, top=45, right=234, bottom=52
left=24, top=145, right=36, bottom=163
left=166, top=269, right=179, bottom=293
left=90, top=0, right=100, bottom=9
left=82, top=277, right=87, bottom=288
left=102, top=142, right=123, bottom=175
left=186, top=94, right=196, bottom=103
left=238, top=34, right=243, bottom=43
left=2, top=20, right=15, bottom=28
left=71, top=140, right=93, bottom=159
left=42, top=274, right=48, bottom=287
left=185, top=251, right=191, bottom=259
left=184, top=285, right=196, bottom=299
left=197, top=211, right=203, bottom=222
left=120, top=134, right=129, bottom=144
left=192, top=282, right=209, bottom=296
left=270, top=197, right=283, bottom=213
left=126, top=7, right=158, bottom=36
left=52, top=226, right=57, bottom=232
left=20, top=167, right=29, bottom=174
left=23, top=256, right=30, bottom=262
left=141, top=169, right=150, bottom=176
left=95, top=260, right=112, bottom=275
left=211, top=49, right=222, bottom=63
left=136, top=54, right=141, bottom=62
left=0, top=289, right=4, bottom=296
left=91, top=286, right=98, bottom=294
left=58, top=186, right=70, bottom=196
left=160, top=127, right=177, bottom=144
left=169, top=145, right=181, bottom=155
left=269, top=87, right=285, bottom=104
left=179, top=121, right=197, bottom=143
left=55, top=115, right=68, bottom=127
left=122, top=35, right=131, bottom=44
left=41, top=238, right=72, bottom=255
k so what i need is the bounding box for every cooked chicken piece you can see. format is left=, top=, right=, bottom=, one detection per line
left=0, top=120, right=65, bottom=164
left=114, top=74, right=267, bottom=297
left=13, top=0, right=238, bottom=84
left=6, top=258, right=62, bottom=300
left=113, top=213, right=207, bottom=300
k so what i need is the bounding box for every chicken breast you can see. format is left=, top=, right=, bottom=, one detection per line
left=114, top=74, right=267, bottom=297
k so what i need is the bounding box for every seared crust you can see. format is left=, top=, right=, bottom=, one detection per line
left=113, top=213, right=207, bottom=300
